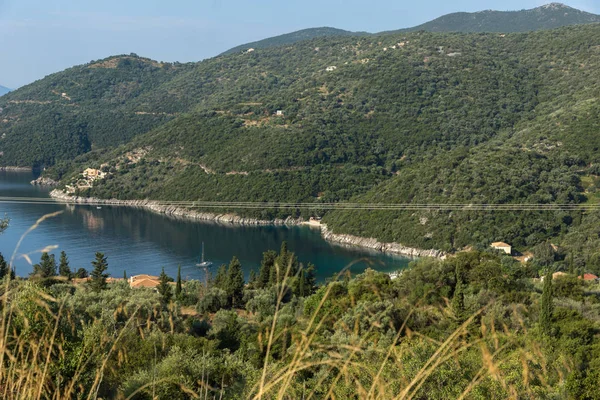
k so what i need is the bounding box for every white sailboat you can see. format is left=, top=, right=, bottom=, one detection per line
left=196, top=242, right=213, bottom=268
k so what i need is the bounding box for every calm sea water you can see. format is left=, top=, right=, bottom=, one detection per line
left=0, top=171, right=411, bottom=281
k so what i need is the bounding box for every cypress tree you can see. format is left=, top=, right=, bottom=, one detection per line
left=452, top=264, right=465, bottom=321
left=175, top=264, right=182, bottom=300
left=227, top=257, right=245, bottom=308
left=158, top=267, right=172, bottom=304
left=302, top=263, right=317, bottom=296
left=540, top=271, right=554, bottom=335
left=258, top=250, right=276, bottom=288
left=58, top=251, right=72, bottom=279
left=214, top=264, right=227, bottom=290
left=0, top=253, right=9, bottom=279
left=90, top=252, right=109, bottom=292
left=123, top=270, right=127, bottom=280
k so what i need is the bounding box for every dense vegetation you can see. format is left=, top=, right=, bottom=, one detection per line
left=0, top=237, right=599, bottom=398
left=222, top=4, right=600, bottom=56
left=4, top=20, right=600, bottom=254
left=390, top=3, right=600, bottom=34
left=220, top=27, right=369, bottom=56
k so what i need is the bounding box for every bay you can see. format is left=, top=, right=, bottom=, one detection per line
left=0, top=171, right=411, bottom=281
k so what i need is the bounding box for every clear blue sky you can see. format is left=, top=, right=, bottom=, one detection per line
left=0, top=0, right=597, bottom=88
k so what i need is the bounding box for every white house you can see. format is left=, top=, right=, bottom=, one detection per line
left=490, top=242, right=512, bottom=255
left=325, top=66, right=337, bottom=72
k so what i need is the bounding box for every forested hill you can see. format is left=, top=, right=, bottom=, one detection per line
left=0, top=55, right=193, bottom=167
left=392, top=3, right=600, bottom=34
left=5, top=23, right=600, bottom=255
left=221, top=3, right=600, bottom=55
left=0, top=85, right=10, bottom=96
left=220, top=27, right=369, bottom=55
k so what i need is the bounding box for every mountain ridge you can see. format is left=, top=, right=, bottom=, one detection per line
left=221, top=3, right=600, bottom=54
left=0, top=85, right=11, bottom=96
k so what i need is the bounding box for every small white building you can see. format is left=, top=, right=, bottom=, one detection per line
left=490, top=242, right=512, bottom=255
left=325, top=66, right=337, bottom=72
left=275, top=110, right=284, bottom=116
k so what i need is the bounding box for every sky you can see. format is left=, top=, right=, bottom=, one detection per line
left=0, top=0, right=598, bottom=88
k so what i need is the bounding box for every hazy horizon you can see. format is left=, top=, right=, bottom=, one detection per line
left=0, top=0, right=598, bottom=89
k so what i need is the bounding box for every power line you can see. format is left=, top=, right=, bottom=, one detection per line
left=0, top=196, right=598, bottom=211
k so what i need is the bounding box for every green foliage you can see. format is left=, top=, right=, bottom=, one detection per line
left=158, top=267, right=173, bottom=304
left=58, top=251, right=71, bottom=279
left=175, top=264, right=182, bottom=300
left=540, top=271, right=554, bottom=335
left=32, top=252, right=57, bottom=279
left=0, top=252, right=9, bottom=279
left=226, top=257, right=244, bottom=308
left=89, top=252, right=109, bottom=292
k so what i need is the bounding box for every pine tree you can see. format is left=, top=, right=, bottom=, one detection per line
left=158, top=267, right=172, bottom=304
left=0, top=253, right=9, bottom=279
left=33, top=253, right=57, bottom=278
left=452, top=264, right=465, bottom=321
left=175, top=264, right=182, bottom=300
left=226, top=257, right=245, bottom=308
left=90, top=252, right=109, bottom=292
left=214, top=264, right=227, bottom=290
left=123, top=270, right=127, bottom=280
left=540, top=271, right=554, bottom=335
left=75, top=268, right=89, bottom=279
left=248, top=269, right=257, bottom=290
left=58, top=251, right=72, bottom=279
left=10, top=267, right=15, bottom=280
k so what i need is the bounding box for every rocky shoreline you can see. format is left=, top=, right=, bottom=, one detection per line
left=49, top=189, right=446, bottom=259
left=31, top=176, right=59, bottom=186
left=0, top=166, right=32, bottom=172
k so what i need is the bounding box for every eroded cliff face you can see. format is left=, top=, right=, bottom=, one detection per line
left=49, top=190, right=446, bottom=259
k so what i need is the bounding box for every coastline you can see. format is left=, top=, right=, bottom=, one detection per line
left=49, top=189, right=446, bottom=259
left=0, top=166, right=33, bottom=172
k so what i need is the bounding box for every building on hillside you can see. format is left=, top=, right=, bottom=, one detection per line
left=490, top=242, right=512, bottom=255
left=129, top=274, right=176, bottom=289
left=579, top=273, right=599, bottom=282
left=275, top=110, right=284, bottom=116
left=325, top=66, right=337, bottom=72
left=82, top=168, right=106, bottom=180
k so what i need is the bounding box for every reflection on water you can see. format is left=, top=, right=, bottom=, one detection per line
left=0, top=171, right=412, bottom=281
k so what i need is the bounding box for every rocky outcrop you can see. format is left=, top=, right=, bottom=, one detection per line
left=49, top=190, right=446, bottom=259
left=31, top=176, right=59, bottom=186
left=0, top=166, right=32, bottom=172
left=321, top=225, right=446, bottom=259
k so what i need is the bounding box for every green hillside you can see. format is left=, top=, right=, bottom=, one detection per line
left=221, top=4, right=600, bottom=56
left=393, top=3, right=600, bottom=34
left=4, top=22, right=600, bottom=254
left=0, top=55, right=192, bottom=167
left=220, top=27, right=369, bottom=55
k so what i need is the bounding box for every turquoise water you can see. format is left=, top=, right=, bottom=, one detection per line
left=0, top=171, right=412, bottom=281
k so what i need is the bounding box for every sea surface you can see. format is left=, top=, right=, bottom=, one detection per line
left=0, top=171, right=412, bottom=281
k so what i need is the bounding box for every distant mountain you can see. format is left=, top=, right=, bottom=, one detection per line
left=220, top=27, right=370, bottom=55
left=0, top=85, right=11, bottom=96
left=222, top=4, right=600, bottom=55
left=393, top=3, right=600, bottom=34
